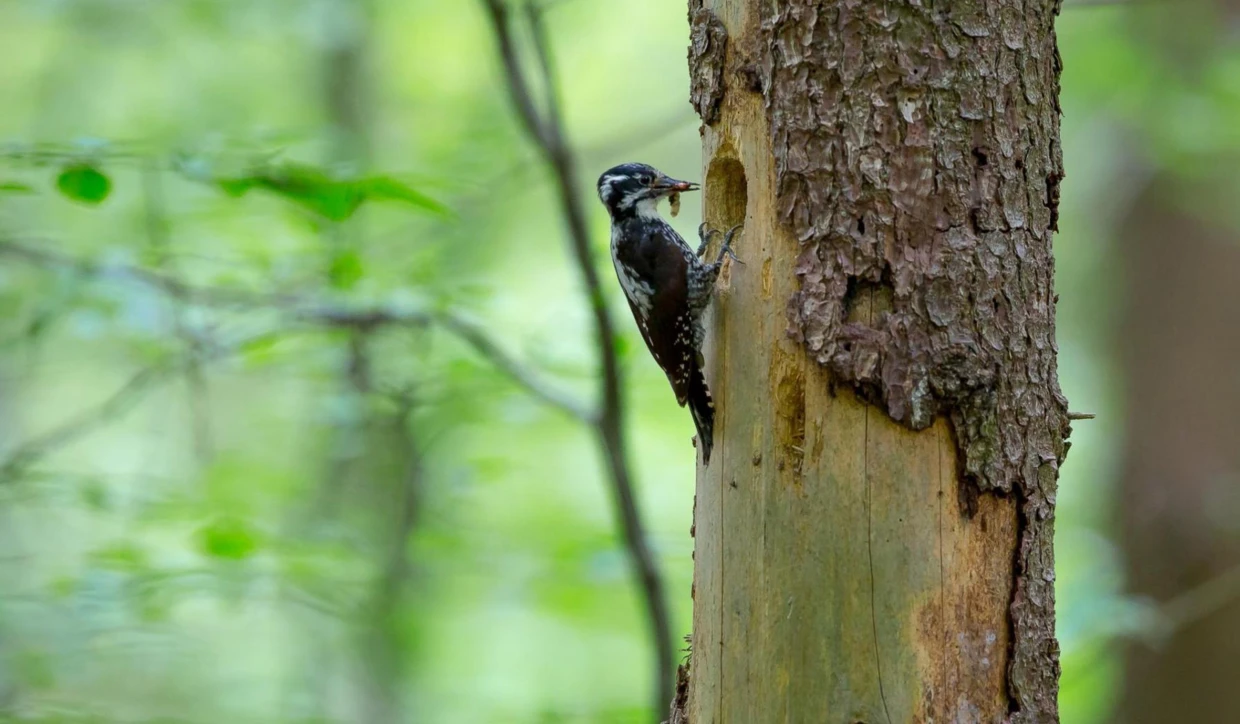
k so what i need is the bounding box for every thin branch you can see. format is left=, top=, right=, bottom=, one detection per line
left=0, top=331, right=279, bottom=476
left=438, top=309, right=596, bottom=423
left=526, top=2, right=565, bottom=143
left=0, top=365, right=171, bottom=476
left=0, top=238, right=591, bottom=422
left=1145, top=563, right=1240, bottom=647
left=481, top=0, right=674, bottom=717
left=359, top=386, right=424, bottom=722
left=1061, top=561, right=1240, bottom=687
left=0, top=238, right=292, bottom=309
left=142, top=161, right=214, bottom=464
left=481, top=0, right=550, bottom=146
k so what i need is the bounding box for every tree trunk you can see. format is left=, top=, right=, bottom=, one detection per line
left=680, top=2, right=1069, bottom=722
left=1113, top=174, right=1240, bottom=724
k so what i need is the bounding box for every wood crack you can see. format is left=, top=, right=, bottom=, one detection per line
left=865, top=287, right=894, bottom=724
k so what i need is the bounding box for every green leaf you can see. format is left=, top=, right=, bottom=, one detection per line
left=239, top=334, right=282, bottom=368
left=197, top=517, right=259, bottom=560
left=55, top=164, right=112, bottom=205
left=91, top=541, right=148, bottom=571
left=48, top=575, right=77, bottom=599
left=259, top=163, right=361, bottom=221
left=211, top=162, right=446, bottom=221
left=612, top=331, right=633, bottom=361
left=359, top=175, right=449, bottom=216
left=79, top=480, right=109, bottom=511
left=217, top=177, right=259, bottom=197
left=329, top=249, right=365, bottom=289
left=15, top=649, right=55, bottom=690
left=0, top=181, right=34, bottom=194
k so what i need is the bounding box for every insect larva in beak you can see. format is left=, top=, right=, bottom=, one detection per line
left=669, top=191, right=682, bottom=218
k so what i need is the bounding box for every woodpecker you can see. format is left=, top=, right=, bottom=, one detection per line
left=596, top=162, right=740, bottom=465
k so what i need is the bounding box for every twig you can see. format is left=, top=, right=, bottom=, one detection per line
left=289, top=304, right=594, bottom=423
left=141, top=161, right=214, bottom=464
left=0, top=330, right=279, bottom=476
left=438, top=309, right=595, bottom=423
left=1145, top=563, right=1240, bottom=647
left=1061, top=561, right=1240, bottom=687
left=481, top=0, right=674, bottom=716
left=485, top=1, right=551, bottom=146
left=0, top=238, right=291, bottom=309
left=0, top=238, right=590, bottom=422
left=0, top=365, right=171, bottom=476
left=358, top=387, right=424, bottom=721
left=1067, top=411, right=1097, bottom=420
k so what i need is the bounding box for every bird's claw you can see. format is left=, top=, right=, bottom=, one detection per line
left=717, top=224, right=744, bottom=265
left=699, top=223, right=744, bottom=262
left=696, top=222, right=720, bottom=257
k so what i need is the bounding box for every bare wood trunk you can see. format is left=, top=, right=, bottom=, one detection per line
left=680, top=1, right=1068, bottom=722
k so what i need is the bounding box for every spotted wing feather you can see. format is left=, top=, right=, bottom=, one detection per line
left=614, top=223, right=716, bottom=463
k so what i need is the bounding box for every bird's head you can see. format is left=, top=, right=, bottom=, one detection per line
left=597, top=162, right=699, bottom=220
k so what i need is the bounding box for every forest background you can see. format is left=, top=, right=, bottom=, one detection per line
left=0, top=1, right=1236, bottom=722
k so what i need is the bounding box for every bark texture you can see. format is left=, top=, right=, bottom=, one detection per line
left=689, top=7, right=729, bottom=126
left=1114, top=175, right=1240, bottom=724
left=683, top=1, right=1068, bottom=721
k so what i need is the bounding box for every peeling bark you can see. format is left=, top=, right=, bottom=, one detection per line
left=688, top=3, right=728, bottom=126
left=761, top=2, right=1068, bottom=719
left=686, top=1, right=1068, bottom=721
left=764, top=0, right=1069, bottom=492
left=667, top=661, right=691, bottom=724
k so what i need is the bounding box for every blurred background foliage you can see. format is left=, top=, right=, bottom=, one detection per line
left=0, top=0, right=1236, bottom=722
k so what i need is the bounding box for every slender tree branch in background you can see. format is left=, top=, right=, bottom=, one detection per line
left=0, top=238, right=294, bottom=309
left=481, top=0, right=675, bottom=717
left=369, top=105, right=696, bottom=257
left=358, top=387, right=425, bottom=722
left=0, top=238, right=589, bottom=423
left=0, top=366, right=170, bottom=476
left=485, top=2, right=552, bottom=146
left=0, top=330, right=279, bottom=476
left=141, top=162, right=215, bottom=465
left=1144, top=563, right=1240, bottom=647
left=437, top=310, right=596, bottom=422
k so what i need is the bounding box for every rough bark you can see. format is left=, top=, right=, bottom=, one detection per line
left=681, top=1, right=1068, bottom=722
left=1113, top=174, right=1240, bottom=724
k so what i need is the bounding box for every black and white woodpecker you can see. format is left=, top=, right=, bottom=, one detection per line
left=596, top=162, right=740, bottom=465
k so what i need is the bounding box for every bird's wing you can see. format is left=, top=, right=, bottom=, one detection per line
left=615, top=222, right=697, bottom=407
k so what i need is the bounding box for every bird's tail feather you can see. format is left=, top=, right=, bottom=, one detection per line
left=687, top=364, right=715, bottom=466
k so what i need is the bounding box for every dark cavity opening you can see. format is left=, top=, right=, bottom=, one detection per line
left=705, top=155, right=748, bottom=288
left=706, top=155, right=747, bottom=231
left=843, top=271, right=896, bottom=325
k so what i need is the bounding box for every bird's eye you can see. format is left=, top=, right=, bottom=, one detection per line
left=638, top=174, right=653, bottom=185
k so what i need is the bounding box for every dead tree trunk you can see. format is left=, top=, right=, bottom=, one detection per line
left=680, top=1, right=1070, bottom=722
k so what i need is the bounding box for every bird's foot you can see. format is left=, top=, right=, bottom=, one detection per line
left=696, top=222, right=720, bottom=258
left=716, top=224, right=744, bottom=265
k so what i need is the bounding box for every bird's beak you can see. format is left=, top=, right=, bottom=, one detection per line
left=656, top=175, right=700, bottom=193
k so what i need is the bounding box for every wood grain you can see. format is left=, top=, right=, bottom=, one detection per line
left=684, top=1, right=1062, bottom=721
